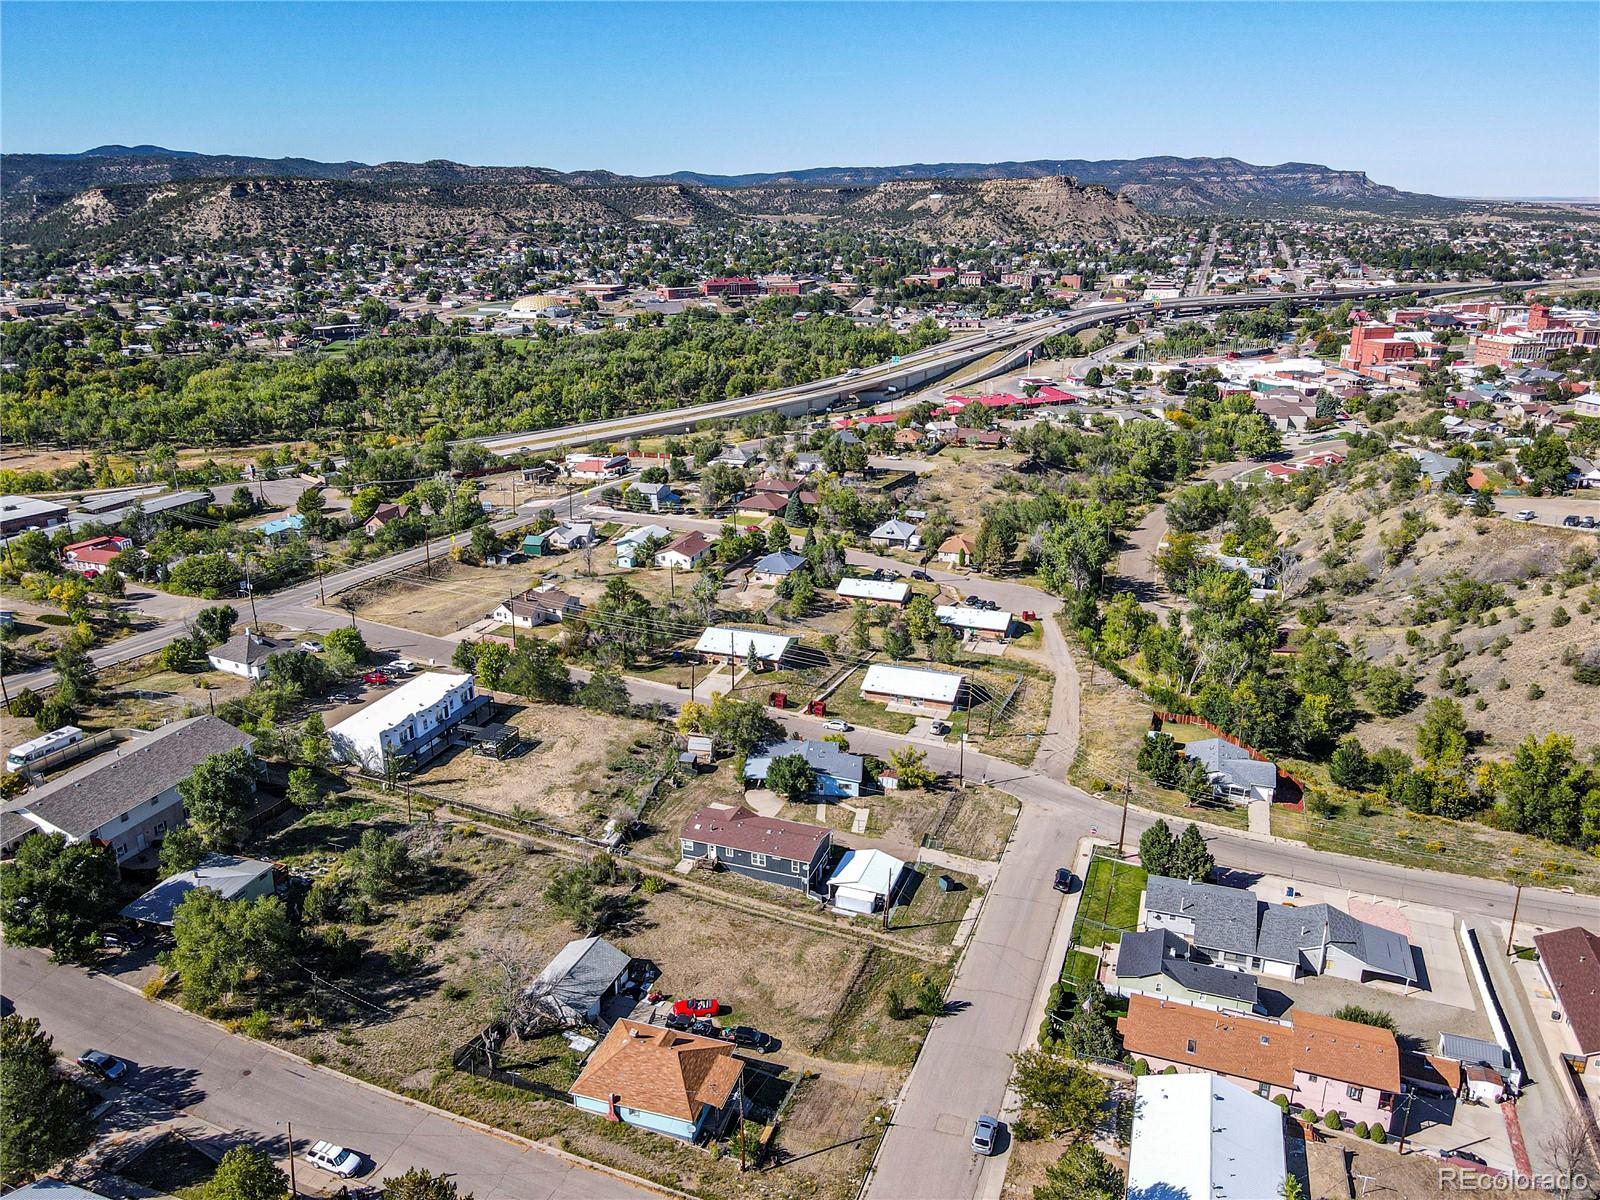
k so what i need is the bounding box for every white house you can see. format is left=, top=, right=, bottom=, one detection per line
left=327, top=671, right=483, bottom=772
left=207, top=629, right=292, bottom=680
left=1125, top=1073, right=1287, bottom=1200
left=868, top=519, right=921, bottom=550
left=860, top=663, right=965, bottom=717
left=694, top=626, right=793, bottom=667
left=566, top=454, right=629, bottom=481
left=836, top=577, right=909, bottom=606
left=614, top=524, right=672, bottom=568
left=548, top=522, right=593, bottom=550
left=655, top=531, right=713, bottom=570
left=935, top=604, right=1013, bottom=641
left=491, top=586, right=579, bottom=629
left=627, top=480, right=679, bottom=512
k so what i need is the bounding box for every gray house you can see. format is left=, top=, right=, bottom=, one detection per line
left=1112, top=929, right=1262, bottom=1014
left=531, top=936, right=640, bottom=1029
left=1183, top=738, right=1278, bottom=804
left=679, top=804, right=832, bottom=896
left=6, top=716, right=253, bottom=868
left=743, top=739, right=864, bottom=799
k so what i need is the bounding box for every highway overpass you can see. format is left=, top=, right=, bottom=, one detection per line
left=468, top=279, right=1520, bottom=456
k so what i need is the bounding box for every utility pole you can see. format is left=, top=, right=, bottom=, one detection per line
left=1505, top=883, right=1523, bottom=957
left=242, top=553, right=260, bottom=627
left=316, top=559, right=326, bottom=606
left=286, top=1121, right=297, bottom=1198
left=1116, top=770, right=1132, bottom=856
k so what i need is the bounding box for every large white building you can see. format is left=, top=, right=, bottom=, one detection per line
left=327, top=672, right=483, bottom=772
left=1126, top=1072, right=1287, bottom=1200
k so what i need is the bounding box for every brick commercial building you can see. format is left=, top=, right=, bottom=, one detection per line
left=1341, top=324, right=1417, bottom=372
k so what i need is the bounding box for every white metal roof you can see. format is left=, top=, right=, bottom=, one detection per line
left=837, top=577, right=910, bottom=603
left=1127, top=1073, right=1287, bottom=1200
left=327, top=671, right=473, bottom=741
left=936, top=604, right=1012, bottom=633
left=827, top=848, right=906, bottom=896
left=860, top=663, right=964, bottom=703
left=694, top=626, right=794, bottom=661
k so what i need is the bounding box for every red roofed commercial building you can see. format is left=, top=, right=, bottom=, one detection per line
left=699, top=277, right=760, bottom=298
left=61, top=534, right=133, bottom=575
left=1532, top=927, right=1600, bottom=1063
left=1341, top=324, right=1417, bottom=373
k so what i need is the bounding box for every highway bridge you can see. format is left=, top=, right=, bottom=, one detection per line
left=468, top=279, right=1520, bottom=456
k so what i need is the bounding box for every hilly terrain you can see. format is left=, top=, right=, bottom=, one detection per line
left=3, top=172, right=1153, bottom=253
left=2, top=146, right=1461, bottom=218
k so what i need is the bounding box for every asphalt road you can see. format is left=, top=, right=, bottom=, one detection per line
left=0, top=945, right=656, bottom=1200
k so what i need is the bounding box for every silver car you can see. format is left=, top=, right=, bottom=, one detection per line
left=972, top=1115, right=1001, bottom=1155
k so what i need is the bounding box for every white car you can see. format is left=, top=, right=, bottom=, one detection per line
left=390, top=659, right=415, bottom=674
left=304, top=1142, right=362, bottom=1177
left=297, top=640, right=322, bottom=653
left=822, top=719, right=851, bottom=732
left=1514, top=509, right=1536, bottom=522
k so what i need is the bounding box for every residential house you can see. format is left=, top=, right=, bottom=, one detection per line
left=61, top=535, right=132, bottom=575
left=570, top=1020, right=743, bottom=1141
left=327, top=671, right=485, bottom=772
left=936, top=534, right=976, bottom=567
left=1568, top=456, right=1600, bottom=489
left=530, top=936, right=639, bottom=1028
left=826, top=848, right=906, bottom=916
left=945, top=428, right=1008, bottom=449
left=120, top=854, right=276, bottom=926
left=253, top=514, right=305, bottom=544
left=868, top=519, right=920, bottom=550
left=734, top=492, right=791, bottom=520
left=1407, top=449, right=1462, bottom=485
left=694, top=627, right=792, bottom=668
left=1182, top=738, right=1278, bottom=804
left=6, top=716, right=253, bottom=868
left=1117, top=995, right=1404, bottom=1132
left=363, top=502, right=411, bottom=537
left=835, top=577, right=909, bottom=606
left=1143, top=875, right=1418, bottom=984
left=1438, top=1032, right=1521, bottom=1096
left=1125, top=1072, right=1287, bottom=1200
left=655, top=530, right=712, bottom=570
left=712, top=445, right=756, bottom=469
left=749, top=550, right=805, bottom=585
left=679, top=803, right=832, bottom=894
left=548, top=522, right=594, bottom=551
left=1111, top=929, right=1262, bottom=1014
left=566, top=454, right=630, bottom=481
left=492, top=586, right=579, bottom=629
left=743, top=739, right=864, bottom=799
left=626, top=481, right=680, bottom=512
left=1531, top=927, right=1600, bottom=1064
left=207, top=628, right=293, bottom=680
left=860, top=663, right=965, bottom=717
left=935, top=604, right=1013, bottom=641
left=613, top=524, right=672, bottom=568
left=793, top=452, right=824, bottom=475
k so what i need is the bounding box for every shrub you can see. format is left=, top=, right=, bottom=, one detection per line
left=1300, top=1109, right=1318, bottom=1125
left=1131, top=1059, right=1149, bottom=1077
left=1273, top=1094, right=1290, bottom=1110
left=233, top=1010, right=272, bottom=1039
left=640, top=875, right=667, bottom=895
left=1324, top=1109, right=1344, bottom=1131
left=1369, top=1125, right=1387, bottom=1144
left=1354, top=1121, right=1370, bottom=1138
left=885, top=987, right=907, bottom=1020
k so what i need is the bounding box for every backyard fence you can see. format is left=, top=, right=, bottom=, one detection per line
left=1150, top=710, right=1307, bottom=807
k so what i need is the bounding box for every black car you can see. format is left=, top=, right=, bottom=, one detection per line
left=663, top=1011, right=693, bottom=1032
left=1564, top=515, right=1581, bottom=527
left=689, top=1018, right=721, bottom=1039
left=1446, top=1151, right=1488, bottom=1167
left=721, top=1026, right=776, bottom=1052
left=964, top=594, right=981, bottom=606
left=1053, top=868, right=1074, bottom=894
left=1584, top=516, right=1597, bottom=529
left=911, top=570, right=932, bottom=582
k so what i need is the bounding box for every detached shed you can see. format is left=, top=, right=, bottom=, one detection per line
left=827, top=848, right=907, bottom=916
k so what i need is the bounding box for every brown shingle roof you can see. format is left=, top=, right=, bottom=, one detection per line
left=1117, top=996, right=1401, bottom=1092
left=570, top=1019, right=741, bottom=1121
left=1533, top=926, right=1600, bottom=1055
left=682, top=804, right=829, bottom=863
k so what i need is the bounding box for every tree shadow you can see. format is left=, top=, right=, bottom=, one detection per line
left=125, top=1063, right=208, bottom=1111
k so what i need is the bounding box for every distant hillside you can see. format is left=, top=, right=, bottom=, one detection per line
left=2, top=147, right=1462, bottom=217
left=4, top=172, right=1153, bottom=254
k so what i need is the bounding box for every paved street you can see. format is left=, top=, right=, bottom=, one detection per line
left=0, top=945, right=657, bottom=1200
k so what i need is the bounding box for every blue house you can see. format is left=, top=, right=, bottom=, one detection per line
left=254, top=514, right=305, bottom=543
left=743, top=739, right=864, bottom=799
left=570, top=1019, right=743, bottom=1141
left=680, top=803, right=832, bottom=895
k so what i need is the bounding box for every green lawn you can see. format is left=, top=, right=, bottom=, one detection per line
left=1069, top=855, right=1147, bottom=949
left=1060, top=949, right=1101, bottom=986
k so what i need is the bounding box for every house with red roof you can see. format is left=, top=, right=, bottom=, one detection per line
left=61, top=535, right=133, bottom=576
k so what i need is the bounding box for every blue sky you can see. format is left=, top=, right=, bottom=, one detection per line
left=3, top=2, right=1596, bottom=197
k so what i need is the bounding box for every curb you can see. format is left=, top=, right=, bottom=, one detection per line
left=91, top=970, right=699, bottom=1200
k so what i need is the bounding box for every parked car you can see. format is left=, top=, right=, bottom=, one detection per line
left=721, top=1026, right=776, bottom=1052
left=929, top=720, right=951, bottom=735
left=76, top=1050, right=129, bottom=1082
left=1515, top=509, right=1536, bottom=521
left=671, top=997, right=720, bottom=1018
left=663, top=1011, right=693, bottom=1032
left=297, top=640, right=322, bottom=653
left=1584, top=515, right=1597, bottom=529
left=963, top=594, right=981, bottom=606
left=971, top=1115, right=1001, bottom=1156
left=1564, top=515, right=1581, bottom=527
left=910, top=570, right=932, bottom=582
left=103, top=928, right=147, bottom=951
left=689, top=1019, right=721, bottom=1039
left=1445, top=1151, right=1488, bottom=1167
left=1053, top=868, right=1074, bottom=894
left=361, top=670, right=391, bottom=686
left=304, top=1142, right=363, bottom=1177
left=390, top=659, right=415, bottom=674
left=822, top=719, right=851, bottom=733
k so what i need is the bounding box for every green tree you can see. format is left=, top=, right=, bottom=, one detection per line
left=1066, top=981, right=1122, bottom=1061
left=345, top=828, right=418, bottom=901
left=1009, top=1047, right=1109, bottom=1136
left=578, top=670, right=632, bottom=715
left=0, top=833, right=120, bottom=960
left=1497, top=733, right=1591, bottom=847
left=765, top=752, right=818, bottom=802
left=285, top=766, right=321, bottom=810
left=1416, top=698, right=1468, bottom=771
left=178, top=747, right=262, bottom=849
left=206, top=1145, right=289, bottom=1200
left=543, top=866, right=601, bottom=933
left=1328, top=737, right=1371, bottom=790
left=194, top=605, right=240, bottom=646
left=170, top=890, right=295, bottom=1014
left=1470, top=487, right=1496, bottom=517
left=381, top=1168, right=473, bottom=1200
left=1330, top=1004, right=1397, bottom=1031
left=886, top=746, right=937, bottom=789
left=158, top=826, right=207, bottom=876
left=0, top=1015, right=95, bottom=1186
left=1171, top=822, right=1215, bottom=880
left=1034, top=1142, right=1124, bottom=1200
left=1363, top=664, right=1415, bottom=718
left=322, top=624, right=368, bottom=662
left=1138, top=819, right=1175, bottom=875
left=882, top=619, right=914, bottom=661
left=500, top=636, right=573, bottom=704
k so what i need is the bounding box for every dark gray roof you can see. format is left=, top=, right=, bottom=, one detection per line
left=1116, top=928, right=1190, bottom=979
left=1145, top=875, right=1260, bottom=957
left=1186, top=738, right=1279, bottom=791
left=209, top=629, right=289, bottom=666
left=745, top=739, right=865, bottom=786
left=752, top=550, right=805, bottom=575
left=119, top=854, right=274, bottom=925
left=1256, top=903, right=1417, bottom=982
left=17, top=717, right=252, bottom=839
left=1163, top=958, right=1260, bottom=1005
left=535, top=936, right=632, bottom=1016
left=1116, top=930, right=1259, bottom=1005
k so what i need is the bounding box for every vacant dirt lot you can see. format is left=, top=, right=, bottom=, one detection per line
left=347, top=559, right=547, bottom=636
